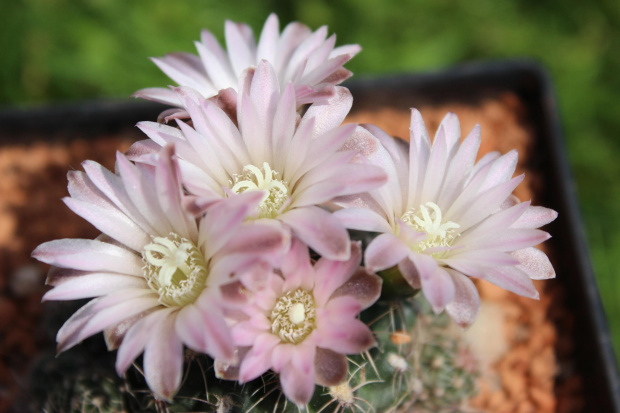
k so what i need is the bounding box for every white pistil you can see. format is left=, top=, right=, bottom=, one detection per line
left=142, top=233, right=208, bottom=307
left=270, top=289, right=316, bottom=344
left=288, top=303, right=306, bottom=325
left=230, top=162, right=289, bottom=219
left=401, top=202, right=460, bottom=254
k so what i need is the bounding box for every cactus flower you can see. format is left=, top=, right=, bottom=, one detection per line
left=220, top=240, right=381, bottom=406
left=128, top=60, right=387, bottom=261
left=32, top=145, right=288, bottom=401
left=135, top=13, right=360, bottom=108
left=336, top=110, right=557, bottom=327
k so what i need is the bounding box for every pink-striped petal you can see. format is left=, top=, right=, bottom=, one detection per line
left=271, top=83, right=297, bottom=173
left=57, top=290, right=159, bottom=352
left=175, top=304, right=211, bottom=353
left=298, top=86, right=353, bottom=139
left=151, top=53, right=210, bottom=92
left=445, top=270, right=481, bottom=328
left=33, top=239, right=143, bottom=275
left=270, top=342, right=295, bottom=372
left=512, top=206, right=558, bottom=229
left=133, top=87, right=181, bottom=106
left=199, top=190, right=264, bottom=257
left=333, top=207, right=392, bottom=233
left=280, top=361, right=316, bottom=406
left=256, top=14, right=279, bottom=64
left=512, top=247, right=555, bottom=280
left=399, top=258, right=422, bottom=289
left=195, top=295, right=236, bottom=361
left=115, top=152, right=173, bottom=235
left=154, top=144, right=197, bottom=240
left=81, top=160, right=157, bottom=235
left=293, top=162, right=387, bottom=208
left=413, top=255, right=454, bottom=313
left=437, top=125, right=481, bottom=207
left=463, top=228, right=551, bottom=252
left=219, top=220, right=290, bottom=264
left=312, top=242, right=362, bottom=307
left=115, top=308, right=175, bottom=375
left=281, top=238, right=314, bottom=292
left=329, top=267, right=382, bottom=310
left=238, top=333, right=280, bottom=382
left=225, top=20, right=256, bottom=77
left=365, top=232, right=410, bottom=272
left=280, top=206, right=350, bottom=261
left=481, top=266, right=539, bottom=299
left=143, top=312, right=184, bottom=401
left=42, top=273, right=145, bottom=301
left=316, top=318, right=376, bottom=354
left=320, top=296, right=362, bottom=321
left=63, top=197, right=150, bottom=252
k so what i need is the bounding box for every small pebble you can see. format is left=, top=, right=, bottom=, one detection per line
left=0, top=297, right=17, bottom=331
left=9, top=264, right=45, bottom=297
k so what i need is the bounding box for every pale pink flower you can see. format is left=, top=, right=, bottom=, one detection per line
left=135, top=13, right=360, bottom=108
left=336, top=110, right=557, bottom=327
left=128, top=60, right=387, bottom=261
left=218, top=240, right=381, bottom=405
left=32, top=145, right=287, bottom=401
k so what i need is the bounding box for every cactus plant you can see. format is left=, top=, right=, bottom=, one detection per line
left=41, top=291, right=479, bottom=413
left=31, top=12, right=557, bottom=413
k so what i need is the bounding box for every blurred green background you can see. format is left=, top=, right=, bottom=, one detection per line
left=1, top=0, right=619, bottom=361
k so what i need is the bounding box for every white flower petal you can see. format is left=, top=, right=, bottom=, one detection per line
left=57, top=289, right=159, bottom=353
left=298, top=86, right=353, bottom=139
left=512, top=205, right=558, bottom=229
left=63, top=198, right=148, bottom=252
left=256, top=13, right=279, bottom=64
left=280, top=206, right=350, bottom=261
left=333, top=207, right=393, bottom=233
left=42, top=273, right=146, bottom=301
left=33, top=239, right=143, bottom=274
left=365, top=232, right=410, bottom=272
left=512, top=247, right=556, bottom=280
left=481, top=266, right=540, bottom=299
left=144, top=312, right=184, bottom=401
left=115, top=308, right=175, bottom=375
left=445, top=270, right=481, bottom=328
left=151, top=53, right=210, bottom=92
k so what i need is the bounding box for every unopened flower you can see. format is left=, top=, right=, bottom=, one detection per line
left=135, top=13, right=360, bottom=108
left=129, top=60, right=387, bottom=261
left=219, top=240, right=381, bottom=405
left=32, top=145, right=287, bottom=401
left=336, top=110, right=557, bottom=327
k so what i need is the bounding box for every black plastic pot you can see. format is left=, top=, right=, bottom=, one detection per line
left=1, top=60, right=618, bottom=412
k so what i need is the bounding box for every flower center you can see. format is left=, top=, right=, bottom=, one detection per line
left=270, top=288, right=316, bottom=344
left=401, top=202, right=460, bottom=254
left=142, top=233, right=208, bottom=307
left=230, top=162, right=289, bottom=219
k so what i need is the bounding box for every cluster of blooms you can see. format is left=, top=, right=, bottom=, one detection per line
left=33, top=14, right=557, bottom=406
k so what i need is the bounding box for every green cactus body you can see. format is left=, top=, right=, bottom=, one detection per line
left=43, top=295, right=479, bottom=412
left=40, top=297, right=479, bottom=413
